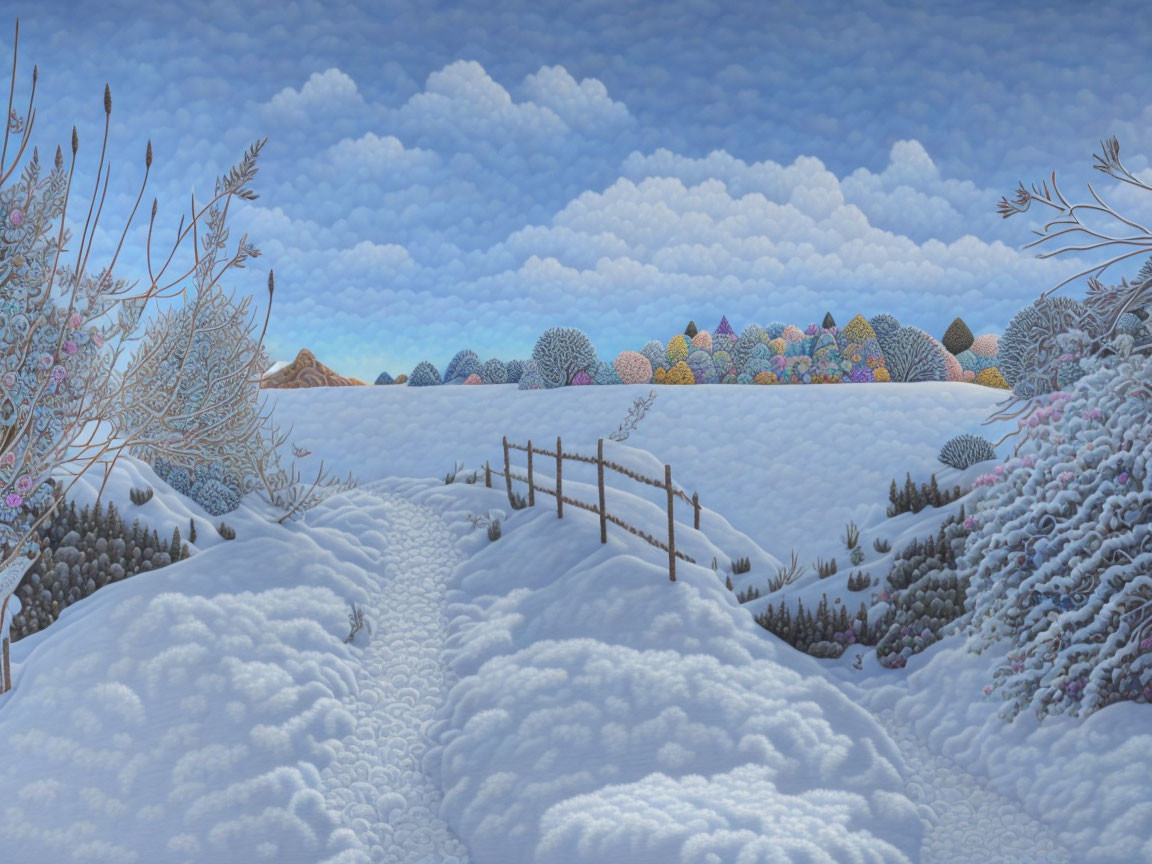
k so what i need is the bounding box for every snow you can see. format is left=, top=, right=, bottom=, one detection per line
left=0, top=381, right=1147, bottom=862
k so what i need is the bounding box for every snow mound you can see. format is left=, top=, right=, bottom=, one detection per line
left=383, top=475, right=924, bottom=863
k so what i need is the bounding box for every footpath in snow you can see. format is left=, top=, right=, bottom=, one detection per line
left=310, top=489, right=470, bottom=864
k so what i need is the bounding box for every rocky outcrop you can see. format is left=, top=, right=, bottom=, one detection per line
left=259, top=349, right=366, bottom=388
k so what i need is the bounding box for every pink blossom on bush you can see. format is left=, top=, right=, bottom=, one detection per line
left=5, top=492, right=22, bottom=508
left=612, top=351, right=653, bottom=384
left=463, top=373, right=482, bottom=385
left=9, top=207, right=23, bottom=226
left=970, top=333, right=998, bottom=357
left=63, top=340, right=77, bottom=355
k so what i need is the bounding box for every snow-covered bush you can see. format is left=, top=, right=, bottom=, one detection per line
left=8, top=498, right=188, bottom=641
left=960, top=350, right=1152, bottom=718
left=686, top=349, right=717, bottom=384
left=874, top=511, right=971, bottom=668
left=688, top=329, right=712, bottom=352
left=664, top=361, right=694, bottom=385
left=938, top=434, right=997, bottom=470
left=711, top=350, right=735, bottom=381
left=517, top=360, right=545, bottom=390
left=868, top=313, right=902, bottom=344
left=998, top=297, right=1101, bottom=399
left=732, top=324, right=769, bottom=373
left=407, top=361, right=442, bottom=386
left=447, top=355, right=483, bottom=384
left=482, top=358, right=508, bottom=385
left=444, top=349, right=480, bottom=383
left=531, top=327, right=597, bottom=388
left=374, top=371, right=393, bottom=385
left=592, top=360, right=621, bottom=386
left=879, top=326, right=947, bottom=382
left=505, top=360, right=526, bottom=384
left=119, top=283, right=270, bottom=481
left=639, top=341, right=666, bottom=375
left=613, top=351, right=653, bottom=384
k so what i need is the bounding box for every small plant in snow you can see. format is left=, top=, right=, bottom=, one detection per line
left=216, top=521, right=235, bottom=540
left=814, top=556, right=837, bottom=579
left=129, top=487, right=153, bottom=505
left=444, top=461, right=463, bottom=485
left=850, top=546, right=865, bottom=566
left=842, top=520, right=860, bottom=550
left=873, top=537, right=891, bottom=554
left=938, top=433, right=997, bottom=470
left=345, top=603, right=370, bottom=643
left=608, top=389, right=658, bottom=442
left=768, top=550, right=806, bottom=592
left=731, top=555, right=751, bottom=575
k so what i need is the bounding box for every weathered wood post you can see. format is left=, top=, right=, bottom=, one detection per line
left=693, top=492, right=700, bottom=530
left=666, top=464, right=676, bottom=582
left=527, top=440, right=535, bottom=507
left=556, top=436, right=563, bottom=519
left=502, top=436, right=513, bottom=502
left=597, top=438, right=607, bottom=543
left=1, top=636, right=8, bottom=694
left=485, top=460, right=491, bottom=488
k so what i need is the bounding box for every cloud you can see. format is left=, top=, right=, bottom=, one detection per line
left=266, top=68, right=366, bottom=117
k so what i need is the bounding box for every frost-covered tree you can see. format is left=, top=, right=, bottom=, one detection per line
left=374, top=371, right=393, bottom=385
left=869, top=314, right=902, bottom=345
left=531, top=327, right=597, bottom=388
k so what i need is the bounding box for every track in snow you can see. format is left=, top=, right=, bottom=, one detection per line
left=318, top=490, right=469, bottom=864
left=875, top=709, right=1070, bottom=864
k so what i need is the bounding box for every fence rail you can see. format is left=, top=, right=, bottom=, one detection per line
left=491, top=436, right=699, bottom=581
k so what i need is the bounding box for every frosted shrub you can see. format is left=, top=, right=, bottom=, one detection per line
left=998, top=297, right=1101, bottom=399
left=505, top=359, right=526, bottom=383
left=938, top=434, right=997, bottom=470
left=531, top=327, right=597, bottom=388
left=482, top=358, right=508, bottom=385
left=879, top=326, right=947, bottom=382
left=639, top=340, right=666, bottom=375
left=0, top=27, right=271, bottom=609
left=960, top=350, right=1152, bottom=718
left=686, top=349, right=717, bottom=384
left=407, top=361, right=442, bottom=386
left=517, top=360, right=545, bottom=390
left=444, top=349, right=480, bottom=382
left=374, top=371, right=393, bottom=385
left=591, top=360, right=621, bottom=385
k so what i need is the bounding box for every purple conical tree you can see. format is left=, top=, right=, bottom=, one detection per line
left=715, top=315, right=735, bottom=337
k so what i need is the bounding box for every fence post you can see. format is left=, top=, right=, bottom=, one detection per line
left=666, top=464, right=676, bottom=582
left=527, top=440, right=535, bottom=507
left=693, top=492, right=700, bottom=530
left=556, top=436, right=563, bottom=519
left=1, top=636, right=8, bottom=694
left=502, top=436, right=513, bottom=502
left=485, top=460, right=491, bottom=488
left=597, top=438, right=607, bottom=543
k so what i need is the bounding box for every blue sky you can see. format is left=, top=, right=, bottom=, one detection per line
left=2, top=0, right=1150, bottom=380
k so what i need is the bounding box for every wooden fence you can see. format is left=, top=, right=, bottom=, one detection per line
left=487, top=436, right=699, bottom=581
left=0, top=595, right=11, bottom=695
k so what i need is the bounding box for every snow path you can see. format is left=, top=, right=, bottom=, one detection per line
left=318, top=490, right=470, bottom=864
left=873, top=708, right=1071, bottom=864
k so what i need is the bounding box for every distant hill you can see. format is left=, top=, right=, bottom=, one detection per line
left=259, top=349, right=367, bottom=388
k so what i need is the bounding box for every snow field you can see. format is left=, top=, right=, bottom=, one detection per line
left=264, top=381, right=1007, bottom=557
